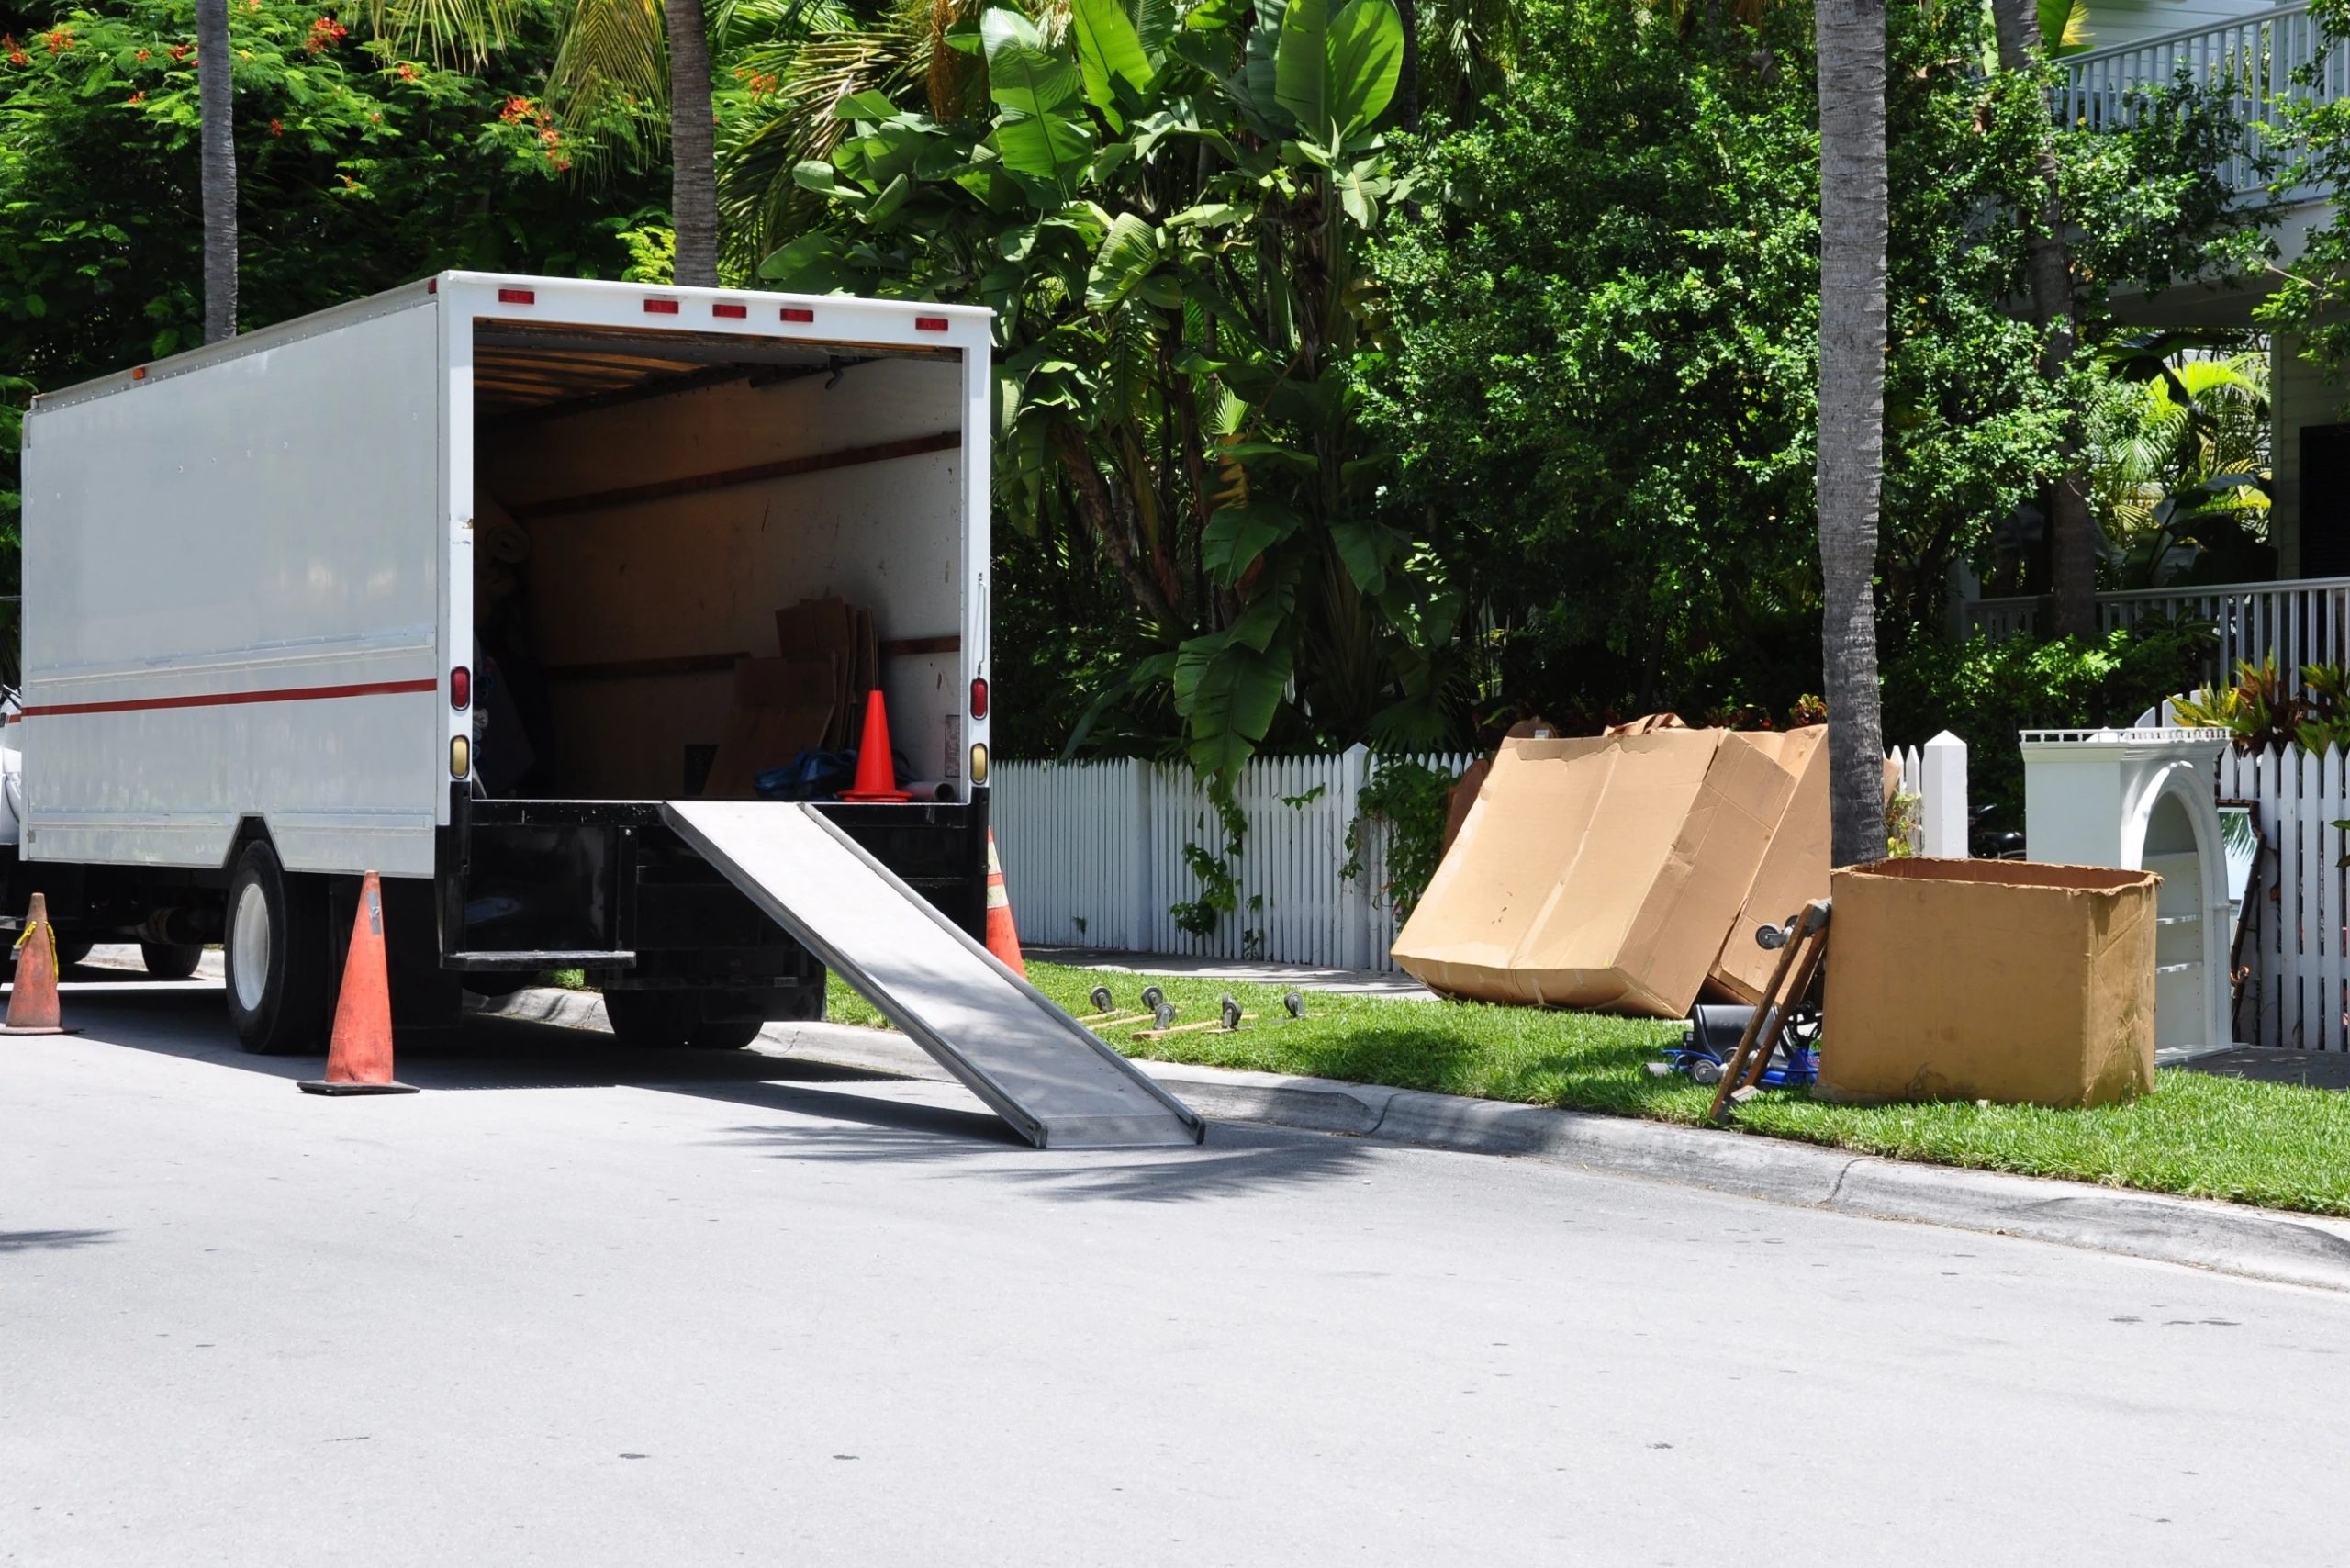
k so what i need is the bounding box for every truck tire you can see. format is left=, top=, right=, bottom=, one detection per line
left=141, top=942, right=204, bottom=980
left=223, top=842, right=330, bottom=1056
left=602, top=989, right=763, bottom=1052
left=54, top=938, right=93, bottom=969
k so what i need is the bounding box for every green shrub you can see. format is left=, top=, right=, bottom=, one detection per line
left=1879, top=619, right=2213, bottom=828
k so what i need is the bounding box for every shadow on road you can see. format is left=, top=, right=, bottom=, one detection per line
left=709, top=1114, right=1373, bottom=1201
left=46, top=990, right=1339, bottom=1197
left=58, top=992, right=900, bottom=1092
left=0, top=1228, right=118, bottom=1252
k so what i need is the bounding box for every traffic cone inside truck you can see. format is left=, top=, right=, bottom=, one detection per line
left=9, top=274, right=1200, bottom=1149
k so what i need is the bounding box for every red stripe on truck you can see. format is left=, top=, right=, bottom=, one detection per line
left=23, top=678, right=438, bottom=718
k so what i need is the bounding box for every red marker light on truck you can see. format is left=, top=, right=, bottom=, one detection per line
left=643, top=298, right=679, bottom=315
left=915, top=317, right=949, bottom=332
left=780, top=308, right=814, bottom=323
left=712, top=302, right=747, bottom=319
left=497, top=287, right=535, bottom=305
left=450, top=666, right=470, bottom=710
left=969, top=677, right=988, bottom=720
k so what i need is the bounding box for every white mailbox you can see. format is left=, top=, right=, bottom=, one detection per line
left=2020, top=728, right=2234, bottom=1054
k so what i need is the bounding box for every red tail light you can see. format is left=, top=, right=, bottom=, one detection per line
left=451, top=666, right=471, bottom=710
left=780, top=307, right=814, bottom=323
left=497, top=287, right=534, bottom=305
left=713, top=302, right=747, bottom=319
left=969, top=677, right=989, bottom=720
left=644, top=298, right=679, bottom=315
left=915, top=316, right=949, bottom=332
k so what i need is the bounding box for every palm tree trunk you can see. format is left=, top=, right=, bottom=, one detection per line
left=1816, top=0, right=1889, bottom=867
left=665, top=0, right=720, bottom=287
left=196, top=0, right=236, bottom=343
left=1989, top=0, right=2096, bottom=638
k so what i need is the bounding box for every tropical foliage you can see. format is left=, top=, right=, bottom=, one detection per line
left=2086, top=344, right=2273, bottom=588
left=756, top=0, right=1447, bottom=777
left=0, top=0, right=2295, bottom=760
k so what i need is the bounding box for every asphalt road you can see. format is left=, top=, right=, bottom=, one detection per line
left=6, top=981, right=2346, bottom=1567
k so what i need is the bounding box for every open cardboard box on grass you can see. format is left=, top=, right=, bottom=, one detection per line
left=1818, top=857, right=2157, bottom=1108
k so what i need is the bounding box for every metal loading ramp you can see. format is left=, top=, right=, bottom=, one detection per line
left=663, top=801, right=1206, bottom=1149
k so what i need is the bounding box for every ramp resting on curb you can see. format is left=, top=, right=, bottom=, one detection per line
left=662, top=801, right=1206, bottom=1149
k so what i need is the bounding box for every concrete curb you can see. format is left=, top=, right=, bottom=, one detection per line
left=482, top=986, right=2350, bottom=1294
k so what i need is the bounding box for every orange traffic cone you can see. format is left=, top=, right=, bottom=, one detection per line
left=3, top=891, right=73, bottom=1036
left=984, top=833, right=1026, bottom=978
left=298, top=871, right=417, bottom=1096
left=838, top=689, right=911, bottom=802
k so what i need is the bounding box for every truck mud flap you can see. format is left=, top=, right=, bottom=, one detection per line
left=661, top=801, right=1205, bottom=1149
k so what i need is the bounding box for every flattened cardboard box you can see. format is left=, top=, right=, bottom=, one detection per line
left=1708, top=725, right=1830, bottom=1005
left=1818, top=858, right=2156, bottom=1108
left=1393, top=730, right=1799, bottom=1017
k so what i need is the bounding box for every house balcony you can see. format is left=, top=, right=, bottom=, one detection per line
left=2062, top=2, right=2337, bottom=201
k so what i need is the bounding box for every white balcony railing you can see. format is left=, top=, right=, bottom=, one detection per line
left=2061, top=2, right=2341, bottom=195
left=1964, top=576, right=2350, bottom=687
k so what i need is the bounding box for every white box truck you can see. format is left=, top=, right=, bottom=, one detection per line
left=14, top=272, right=1202, bottom=1148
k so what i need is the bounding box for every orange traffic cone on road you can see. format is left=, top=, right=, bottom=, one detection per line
left=3, top=891, right=72, bottom=1036
left=984, top=833, right=1026, bottom=978
left=838, top=689, right=911, bottom=802
left=298, top=871, right=416, bottom=1096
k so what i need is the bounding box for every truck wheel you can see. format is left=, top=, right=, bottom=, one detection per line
left=54, top=938, right=93, bottom=969
left=141, top=942, right=204, bottom=980
left=602, top=990, right=764, bottom=1052
left=223, top=842, right=330, bottom=1056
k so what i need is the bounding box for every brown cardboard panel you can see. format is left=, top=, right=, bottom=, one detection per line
left=702, top=653, right=835, bottom=799
left=1709, top=725, right=1830, bottom=1004
left=1438, top=718, right=1561, bottom=855
left=1818, top=857, right=2157, bottom=1107
left=1603, top=711, right=1688, bottom=735
left=1393, top=729, right=1798, bottom=1017
left=777, top=597, right=856, bottom=749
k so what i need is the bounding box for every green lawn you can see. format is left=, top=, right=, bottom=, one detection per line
left=824, top=961, right=2350, bottom=1217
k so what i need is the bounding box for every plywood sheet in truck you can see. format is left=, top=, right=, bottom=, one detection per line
left=475, top=354, right=965, bottom=801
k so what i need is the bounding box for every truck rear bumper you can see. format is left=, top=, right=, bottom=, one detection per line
left=438, top=785, right=990, bottom=989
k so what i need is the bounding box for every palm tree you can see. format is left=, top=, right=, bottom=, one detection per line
left=197, top=0, right=235, bottom=342
left=550, top=0, right=728, bottom=285
left=1814, top=0, right=1888, bottom=865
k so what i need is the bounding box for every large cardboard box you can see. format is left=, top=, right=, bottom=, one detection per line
left=1393, top=730, right=1800, bottom=1017
left=1709, top=726, right=1830, bottom=1004
left=702, top=654, right=835, bottom=799
left=1818, top=858, right=2157, bottom=1108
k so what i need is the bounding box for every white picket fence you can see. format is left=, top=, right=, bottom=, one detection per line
left=993, top=735, right=1970, bottom=973
left=1887, top=733, right=1970, bottom=857
left=2219, top=745, right=2350, bottom=1050
left=991, top=745, right=1472, bottom=972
